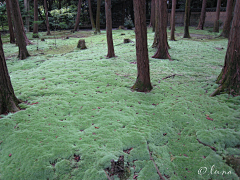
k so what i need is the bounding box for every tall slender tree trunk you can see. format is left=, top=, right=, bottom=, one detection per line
left=149, top=0, right=155, bottom=29
left=170, top=0, right=176, bottom=40
left=10, top=0, right=30, bottom=59
left=183, top=0, right=191, bottom=38
left=33, top=0, right=39, bottom=38
left=24, top=0, right=30, bottom=32
left=220, top=0, right=234, bottom=38
left=0, top=33, right=20, bottom=115
left=44, top=0, right=51, bottom=35
left=213, top=0, right=221, bottom=32
left=95, top=0, right=101, bottom=34
left=88, top=0, right=96, bottom=30
left=152, top=0, right=159, bottom=47
left=5, top=0, right=15, bottom=44
left=105, top=0, right=115, bottom=58
left=131, top=0, right=152, bottom=92
left=152, top=0, right=171, bottom=59
left=211, top=0, right=240, bottom=96
left=73, top=0, right=82, bottom=32
left=196, top=0, right=207, bottom=30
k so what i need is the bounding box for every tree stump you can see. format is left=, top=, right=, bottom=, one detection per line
left=77, top=39, right=87, bottom=49
left=124, top=39, right=131, bottom=43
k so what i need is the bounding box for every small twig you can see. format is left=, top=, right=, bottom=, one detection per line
left=147, top=144, right=165, bottom=180
left=162, top=74, right=182, bottom=80
left=104, top=169, right=112, bottom=180
left=197, top=139, right=217, bottom=151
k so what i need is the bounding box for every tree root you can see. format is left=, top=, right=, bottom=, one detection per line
left=210, top=85, right=222, bottom=97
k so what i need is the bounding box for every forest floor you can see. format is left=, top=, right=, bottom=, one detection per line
left=0, top=27, right=240, bottom=180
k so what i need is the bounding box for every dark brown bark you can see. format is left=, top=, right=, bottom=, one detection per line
left=33, top=0, right=39, bottom=38
left=95, top=0, right=101, bottom=34
left=220, top=0, right=234, bottom=38
left=196, top=0, right=207, bottom=30
left=44, top=0, right=51, bottom=35
left=132, top=0, right=152, bottom=92
left=152, top=0, right=171, bottom=59
left=183, top=0, right=191, bottom=38
left=152, top=0, right=159, bottom=47
left=73, top=0, right=82, bottom=32
left=211, top=0, right=240, bottom=97
left=149, top=0, right=155, bottom=29
left=105, top=0, right=115, bottom=58
left=10, top=0, right=30, bottom=59
left=170, top=0, right=176, bottom=41
left=88, top=0, right=96, bottom=30
left=5, top=0, right=15, bottom=44
left=0, top=33, right=20, bottom=115
left=121, top=0, right=126, bottom=26
left=213, top=0, right=221, bottom=32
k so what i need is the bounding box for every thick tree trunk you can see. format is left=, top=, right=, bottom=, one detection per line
left=88, top=0, right=96, bottom=30
left=95, top=0, right=101, bottom=34
left=152, top=0, right=159, bottom=47
left=132, top=0, right=152, bottom=92
left=44, top=0, right=51, bottom=35
left=149, top=0, right=155, bottom=29
left=33, top=0, right=39, bottom=38
left=5, top=0, right=15, bottom=44
left=0, top=33, right=20, bottom=115
left=183, top=0, right=191, bottom=38
left=196, top=0, right=207, bottom=30
left=170, top=0, right=176, bottom=41
left=152, top=0, right=171, bottom=59
left=211, top=0, right=240, bottom=97
left=73, top=0, right=82, bottom=32
left=220, top=0, right=234, bottom=38
left=213, top=0, right=221, bottom=32
left=105, top=0, right=115, bottom=58
left=10, top=0, right=30, bottom=59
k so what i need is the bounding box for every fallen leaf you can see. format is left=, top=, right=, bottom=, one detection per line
left=30, top=102, right=39, bottom=105
left=9, top=154, right=12, bottom=157
left=95, top=127, right=99, bottom=129
left=206, top=117, right=213, bottom=121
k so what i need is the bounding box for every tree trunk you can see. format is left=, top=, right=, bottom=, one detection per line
left=105, top=0, right=115, bottom=58
left=213, top=0, right=221, bottom=32
left=88, top=0, right=96, bottom=30
left=5, top=0, right=15, bottom=44
left=132, top=0, right=153, bottom=92
left=149, top=0, right=155, bottom=29
left=183, top=0, right=191, bottom=38
left=24, top=0, right=30, bottom=32
left=152, top=0, right=171, bottom=59
left=152, top=0, right=159, bottom=47
left=196, top=0, right=207, bottom=30
left=0, top=33, right=20, bottom=115
left=170, top=0, right=176, bottom=41
left=33, top=0, right=39, bottom=38
left=211, top=0, right=240, bottom=97
left=121, top=0, right=126, bottom=26
left=10, top=0, right=30, bottom=59
left=220, top=0, right=234, bottom=38
left=44, top=0, right=51, bottom=35
left=95, top=0, right=101, bottom=34
left=59, top=0, right=62, bottom=9
left=73, top=0, right=82, bottom=32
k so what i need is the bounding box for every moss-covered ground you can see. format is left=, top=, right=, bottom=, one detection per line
left=0, top=27, right=239, bottom=180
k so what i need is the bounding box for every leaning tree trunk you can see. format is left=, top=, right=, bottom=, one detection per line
left=5, top=0, right=15, bottom=44
left=33, top=0, right=39, bottom=38
left=95, top=0, right=101, bottom=34
left=105, top=0, right=115, bottom=58
left=170, top=0, right=176, bottom=41
left=44, top=0, right=51, bottom=35
left=0, top=33, right=20, bottom=115
left=131, top=0, right=153, bottom=92
left=220, top=0, right=234, bottom=38
left=88, top=0, right=96, bottom=30
left=152, top=0, right=159, bottom=47
left=211, top=0, right=240, bottom=97
left=183, top=0, right=191, bottom=38
left=196, top=0, right=207, bottom=30
left=73, top=0, right=82, bottom=32
left=152, top=0, right=171, bottom=59
left=10, top=0, right=30, bottom=59
left=213, top=0, right=221, bottom=32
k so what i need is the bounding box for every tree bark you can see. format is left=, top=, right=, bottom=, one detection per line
left=152, top=0, right=171, bottom=59
left=33, top=0, right=39, bottom=38
left=10, top=0, right=30, bottom=59
left=132, top=0, right=153, bottom=92
left=213, top=0, right=221, bottom=32
left=105, top=0, right=115, bottom=58
left=211, top=0, right=240, bottom=97
left=183, top=0, right=191, bottom=38
left=196, top=0, right=207, bottom=30
left=170, top=0, right=176, bottom=41
left=44, top=0, right=51, bottom=35
left=149, top=0, right=155, bottom=29
left=24, top=0, right=30, bottom=32
left=152, top=0, right=159, bottom=47
left=95, top=0, right=101, bottom=34
left=220, top=0, right=234, bottom=38
left=5, top=0, right=15, bottom=44
left=0, top=33, right=20, bottom=115
left=88, top=0, right=96, bottom=30
left=73, top=0, right=82, bottom=32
